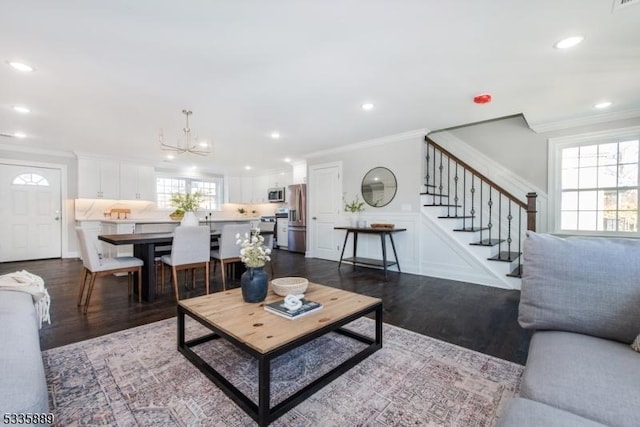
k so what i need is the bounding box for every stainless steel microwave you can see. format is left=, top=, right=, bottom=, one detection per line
left=267, top=187, right=285, bottom=202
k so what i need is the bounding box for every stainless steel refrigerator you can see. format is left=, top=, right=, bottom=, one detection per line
left=287, top=184, right=306, bottom=253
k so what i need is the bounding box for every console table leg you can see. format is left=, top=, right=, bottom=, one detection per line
left=352, top=232, right=358, bottom=271
left=389, top=233, right=401, bottom=273
left=338, top=231, right=349, bottom=268
left=380, top=233, right=388, bottom=280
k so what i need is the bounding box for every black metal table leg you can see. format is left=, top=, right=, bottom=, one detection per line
left=388, top=233, right=401, bottom=273
left=338, top=230, right=349, bottom=268
left=352, top=231, right=358, bottom=271
left=134, top=242, right=156, bottom=302
left=380, top=232, right=388, bottom=280
left=258, top=356, right=271, bottom=426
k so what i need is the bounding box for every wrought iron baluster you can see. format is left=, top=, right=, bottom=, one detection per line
left=507, top=200, right=513, bottom=260
left=479, top=180, right=483, bottom=242
left=518, top=205, right=522, bottom=275
left=470, top=175, right=476, bottom=231
left=438, top=150, right=444, bottom=205
left=454, top=163, right=459, bottom=217
left=498, top=194, right=502, bottom=254
left=487, top=187, right=493, bottom=244
left=462, top=169, right=467, bottom=229
left=447, top=156, right=451, bottom=217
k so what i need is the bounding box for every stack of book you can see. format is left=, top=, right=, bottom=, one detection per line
left=264, top=298, right=323, bottom=319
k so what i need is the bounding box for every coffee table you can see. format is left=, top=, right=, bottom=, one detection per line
left=177, top=283, right=382, bottom=426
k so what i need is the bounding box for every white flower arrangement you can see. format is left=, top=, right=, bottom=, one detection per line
left=236, top=229, right=272, bottom=268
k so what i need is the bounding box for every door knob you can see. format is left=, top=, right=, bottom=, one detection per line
left=312, top=217, right=317, bottom=220
left=54, top=216, right=60, bottom=221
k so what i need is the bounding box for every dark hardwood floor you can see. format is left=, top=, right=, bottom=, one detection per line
left=0, top=249, right=532, bottom=365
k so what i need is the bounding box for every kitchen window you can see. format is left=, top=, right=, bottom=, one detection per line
left=156, top=175, right=223, bottom=211
left=550, top=127, right=639, bottom=236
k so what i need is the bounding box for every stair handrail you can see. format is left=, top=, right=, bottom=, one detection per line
left=425, top=135, right=537, bottom=231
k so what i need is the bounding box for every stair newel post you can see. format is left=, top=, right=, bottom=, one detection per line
left=526, top=192, right=538, bottom=232
left=470, top=175, right=476, bottom=231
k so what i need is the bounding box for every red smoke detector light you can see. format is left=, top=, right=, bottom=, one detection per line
left=473, top=93, right=492, bottom=104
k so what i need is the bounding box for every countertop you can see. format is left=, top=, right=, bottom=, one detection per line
left=83, top=217, right=260, bottom=224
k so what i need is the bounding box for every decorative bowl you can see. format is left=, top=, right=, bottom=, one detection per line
left=270, top=277, right=309, bottom=296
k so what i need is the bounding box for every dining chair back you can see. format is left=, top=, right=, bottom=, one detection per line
left=76, top=227, right=143, bottom=314
left=257, top=222, right=275, bottom=275
left=160, top=225, right=210, bottom=301
left=211, top=223, right=251, bottom=290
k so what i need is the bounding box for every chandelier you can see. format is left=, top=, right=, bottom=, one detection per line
left=159, top=109, right=211, bottom=156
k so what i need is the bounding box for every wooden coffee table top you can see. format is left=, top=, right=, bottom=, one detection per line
left=178, top=283, right=381, bottom=354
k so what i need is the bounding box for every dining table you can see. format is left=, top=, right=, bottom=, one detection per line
left=99, top=230, right=274, bottom=302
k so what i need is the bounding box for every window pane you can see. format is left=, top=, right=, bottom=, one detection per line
left=562, top=147, right=579, bottom=169
left=619, top=140, right=639, bottom=164
left=578, top=191, right=597, bottom=211
left=580, top=145, right=598, bottom=167
left=598, top=165, right=617, bottom=188
left=561, top=191, right=578, bottom=210
left=561, top=211, right=578, bottom=230
left=618, top=163, right=637, bottom=187
left=598, top=143, right=617, bottom=166
left=619, top=189, right=637, bottom=211
left=618, top=211, right=637, bottom=232
left=600, top=211, right=617, bottom=231
left=578, top=211, right=597, bottom=231
left=578, top=167, right=597, bottom=189
left=600, top=190, right=618, bottom=210
left=562, top=168, right=579, bottom=189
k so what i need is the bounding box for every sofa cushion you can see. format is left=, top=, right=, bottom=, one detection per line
left=496, top=398, right=606, bottom=427
left=520, top=331, right=640, bottom=427
left=0, top=291, right=50, bottom=416
left=632, top=334, right=640, bottom=352
left=519, top=231, right=640, bottom=343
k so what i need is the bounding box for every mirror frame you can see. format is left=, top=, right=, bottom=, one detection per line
left=361, top=166, right=397, bottom=208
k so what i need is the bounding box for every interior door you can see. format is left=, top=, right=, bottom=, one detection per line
left=309, top=162, right=342, bottom=261
left=0, top=163, right=62, bottom=261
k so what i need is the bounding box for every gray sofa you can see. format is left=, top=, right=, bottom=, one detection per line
left=497, top=232, right=640, bottom=426
left=0, top=290, right=50, bottom=421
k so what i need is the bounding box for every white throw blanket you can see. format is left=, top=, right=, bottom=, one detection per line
left=0, top=270, right=51, bottom=328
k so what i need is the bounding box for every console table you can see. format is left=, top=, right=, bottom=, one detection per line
left=334, top=226, right=406, bottom=280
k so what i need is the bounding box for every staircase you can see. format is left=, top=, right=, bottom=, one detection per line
left=422, top=136, right=537, bottom=285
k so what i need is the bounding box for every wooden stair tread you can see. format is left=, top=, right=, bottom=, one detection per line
left=424, top=204, right=461, bottom=208
left=438, top=215, right=473, bottom=219
left=469, top=239, right=504, bottom=246
left=507, top=265, right=523, bottom=278
left=487, top=251, right=521, bottom=262
left=453, top=227, right=489, bottom=232
left=421, top=192, right=450, bottom=197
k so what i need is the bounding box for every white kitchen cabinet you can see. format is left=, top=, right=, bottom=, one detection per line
left=77, top=157, right=120, bottom=199
left=252, top=175, right=269, bottom=203
left=120, top=163, right=156, bottom=201
left=226, top=176, right=243, bottom=203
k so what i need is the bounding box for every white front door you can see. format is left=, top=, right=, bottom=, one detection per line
left=309, top=162, right=342, bottom=261
left=0, top=163, right=62, bottom=261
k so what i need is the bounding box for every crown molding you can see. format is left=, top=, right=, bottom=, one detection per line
left=529, top=108, right=640, bottom=133
left=0, top=142, right=75, bottom=158
left=305, top=128, right=429, bottom=159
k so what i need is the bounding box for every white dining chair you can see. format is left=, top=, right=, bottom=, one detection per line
left=160, top=225, right=211, bottom=302
left=76, top=227, right=143, bottom=314
left=210, top=223, right=251, bottom=290
left=257, top=222, right=275, bottom=276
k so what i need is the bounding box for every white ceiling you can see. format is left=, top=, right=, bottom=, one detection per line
left=1, top=0, right=639, bottom=175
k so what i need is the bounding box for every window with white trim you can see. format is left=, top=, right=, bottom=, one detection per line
left=156, top=175, right=223, bottom=211
left=553, top=130, right=638, bottom=235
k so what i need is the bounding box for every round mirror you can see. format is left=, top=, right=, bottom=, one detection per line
left=361, top=167, right=397, bottom=207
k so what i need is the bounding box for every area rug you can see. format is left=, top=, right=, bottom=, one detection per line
left=43, top=317, right=523, bottom=426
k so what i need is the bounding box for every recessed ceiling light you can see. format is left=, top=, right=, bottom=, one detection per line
left=245, top=165, right=252, bottom=170
left=8, top=61, right=34, bottom=72
left=13, top=105, right=31, bottom=114
left=13, top=132, right=27, bottom=138
left=594, top=101, right=612, bottom=109
left=270, top=132, right=280, bottom=139
left=166, top=154, right=175, bottom=160
left=284, top=157, right=292, bottom=163
left=553, top=36, right=584, bottom=49
left=198, top=141, right=208, bottom=148
left=361, top=103, right=374, bottom=111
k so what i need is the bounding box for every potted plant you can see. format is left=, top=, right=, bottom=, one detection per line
left=343, top=193, right=365, bottom=227
left=170, top=192, right=203, bottom=226
left=236, top=229, right=272, bottom=302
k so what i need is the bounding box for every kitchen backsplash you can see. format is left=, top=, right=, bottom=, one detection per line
left=74, top=199, right=286, bottom=221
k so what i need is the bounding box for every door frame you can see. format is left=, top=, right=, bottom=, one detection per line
left=308, top=161, right=343, bottom=259
left=0, top=158, right=69, bottom=259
